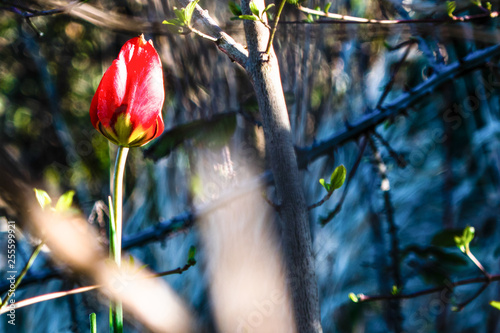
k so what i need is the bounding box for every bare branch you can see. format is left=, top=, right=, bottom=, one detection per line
left=297, top=5, right=499, bottom=24
left=357, top=274, right=500, bottom=303
left=296, top=43, right=500, bottom=169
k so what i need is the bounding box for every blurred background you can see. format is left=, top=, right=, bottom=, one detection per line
left=1, top=0, right=500, bottom=332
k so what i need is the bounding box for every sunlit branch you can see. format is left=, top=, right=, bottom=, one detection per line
left=188, top=26, right=218, bottom=42
left=178, top=0, right=249, bottom=66
left=465, top=249, right=491, bottom=280
left=297, top=5, right=499, bottom=24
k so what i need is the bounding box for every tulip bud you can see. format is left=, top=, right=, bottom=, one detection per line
left=90, top=34, right=165, bottom=147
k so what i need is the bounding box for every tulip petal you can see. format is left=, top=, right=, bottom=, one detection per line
left=90, top=59, right=128, bottom=128
left=119, top=36, right=165, bottom=130
left=90, top=35, right=165, bottom=147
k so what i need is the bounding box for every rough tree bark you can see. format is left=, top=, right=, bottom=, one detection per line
left=239, top=0, right=322, bottom=331
left=173, top=0, right=322, bottom=330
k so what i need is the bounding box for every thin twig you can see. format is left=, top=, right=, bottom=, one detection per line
left=372, top=131, right=407, bottom=168
left=319, top=137, right=367, bottom=225
left=385, top=39, right=418, bottom=51
left=368, top=136, right=403, bottom=332
left=308, top=191, right=333, bottom=210
left=376, top=43, right=414, bottom=109
left=454, top=282, right=490, bottom=311
left=466, top=250, right=491, bottom=280
left=0, top=5, right=65, bottom=17
left=357, top=274, right=500, bottom=302
left=189, top=26, right=218, bottom=42
left=265, top=0, right=286, bottom=54
left=0, top=262, right=196, bottom=315
left=0, top=242, right=45, bottom=309
left=297, top=5, right=499, bottom=24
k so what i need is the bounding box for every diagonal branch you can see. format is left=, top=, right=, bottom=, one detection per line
left=296, top=43, right=500, bottom=169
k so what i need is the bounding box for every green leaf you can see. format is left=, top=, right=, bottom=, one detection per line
left=174, top=7, right=186, bottom=23
left=144, top=112, right=237, bottom=161
left=137, top=264, right=149, bottom=272
left=238, top=14, right=259, bottom=20
left=249, top=1, right=260, bottom=17
left=263, top=3, right=275, bottom=13
left=34, top=188, right=52, bottom=210
left=330, top=164, right=347, bottom=190
left=391, top=285, right=400, bottom=295
left=463, top=226, right=475, bottom=244
left=324, top=2, right=331, bottom=13
left=185, top=0, right=201, bottom=25
left=446, top=1, right=456, bottom=17
left=348, top=292, right=359, bottom=303
left=486, top=2, right=492, bottom=11
left=490, top=301, right=500, bottom=310
left=454, top=225, right=475, bottom=253
left=188, top=245, right=197, bottom=265
left=319, top=178, right=331, bottom=192
left=55, top=190, right=75, bottom=212
left=228, top=1, right=242, bottom=16
left=454, top=235, right=465, bottom=252
left=162, top=18, right=184, bottom=27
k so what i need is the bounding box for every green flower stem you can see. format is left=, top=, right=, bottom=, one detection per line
left=112, top=146, right=129, bottom=266
left=0, top=241, right=44, bottom=309
left=110, top=145, right=129, bottom=333
left=89, top=313, right=97, bottom=333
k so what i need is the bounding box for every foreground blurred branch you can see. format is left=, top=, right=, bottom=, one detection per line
left=0, top=259, right=196, bottom=315
left=0, top=147, right=194, bottom=332
left=0, top=172, right=272, bottom=294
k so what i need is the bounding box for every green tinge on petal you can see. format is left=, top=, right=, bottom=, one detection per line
left=97, top=113, right=158, bottom=147
left=98, top=122, right=120, bottom=145
left=113, top=113, right=133, bottom=145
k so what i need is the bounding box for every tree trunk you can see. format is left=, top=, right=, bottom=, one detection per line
left=240, top=1, right=322, bottom=331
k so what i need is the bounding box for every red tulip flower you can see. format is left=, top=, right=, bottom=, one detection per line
left=90, top=34, right=165, bottom=147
